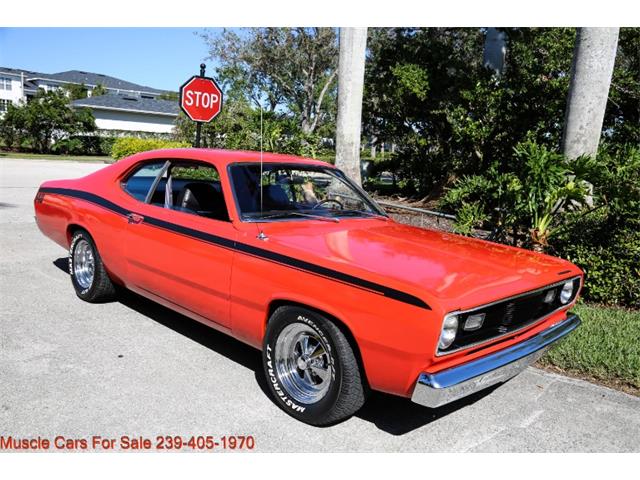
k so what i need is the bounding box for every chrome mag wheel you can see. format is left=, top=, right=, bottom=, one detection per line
left=274, top=323, right=333, bottom=404
left=73, top=239, right=95, bottom=289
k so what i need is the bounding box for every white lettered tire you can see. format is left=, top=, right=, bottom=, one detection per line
left=262, top=306, right=367, bottom=425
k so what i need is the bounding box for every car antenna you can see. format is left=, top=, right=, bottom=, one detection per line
left=257, top=102, right=268, bottom=241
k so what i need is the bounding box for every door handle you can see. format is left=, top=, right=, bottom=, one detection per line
left=127, top=213, right=144, bottom=224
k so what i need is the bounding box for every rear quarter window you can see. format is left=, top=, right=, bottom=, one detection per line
left=122, top=162, right=166, bottom=201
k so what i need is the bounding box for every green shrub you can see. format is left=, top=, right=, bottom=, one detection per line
left=552, top=145, right=640, bottom=307
left=97, top=137, right=116, bottom=156
left=50, top=135, right=116, bottom=156
left=440, top=140, right=594, bottom=249
left=452, top=202, right=489, bottom=236
left=51, top=138, right=85, bottom=155
left=554, top=215, right=639, bottom=307
left=111, top=137, right=190, bottom=160
left=0, top=90, right=96, bottom=153
left=440, top=142, right=639, bottom=308
left=172, top=165, right=220, bottom=181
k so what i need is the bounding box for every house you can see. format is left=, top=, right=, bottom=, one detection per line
left=0, top=67, right=179, bottom=135
left=72, top=95, right=178, bottom=134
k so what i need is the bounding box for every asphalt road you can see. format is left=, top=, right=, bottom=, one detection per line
left=1, top=158, right=639, bottom=452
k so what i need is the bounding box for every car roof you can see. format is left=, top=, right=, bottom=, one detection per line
left=132, top=148, right=335, bottom=169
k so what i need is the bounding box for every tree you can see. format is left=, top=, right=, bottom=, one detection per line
left=0, top=103, right=28, bottom=149
left=158, top=91, right=179, bottom=101
left=335, top=28, right=368, bottom=185
left=364, top=27, right=637, bottom=197
left=600, top=28, right=638, bottom=146
left=562, top=28, right=620, bottom=160
left=364, top=28, right=579, bottom=195
left=364, top=28, right=489, bottom=194
left=91, top=83, right=107, bottom=96
left=173, top=96, right=327, bottom=158
left=483, top=28, right=506, bottom=75
left=0, top=90, right=96, bottom=152
left=202, top=28, right=338, bottom=136
left=64, top=82, right=89, bottom=100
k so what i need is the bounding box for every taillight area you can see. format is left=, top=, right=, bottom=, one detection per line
left=35, top=191, right=46, bottom=203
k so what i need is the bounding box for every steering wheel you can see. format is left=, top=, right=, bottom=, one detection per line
left=312, top=199, right=344, bottom=210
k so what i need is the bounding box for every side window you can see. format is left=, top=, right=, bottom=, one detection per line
left=154, top=162, right=229, bottom=222
left=122, top=161, right=166, bottom=202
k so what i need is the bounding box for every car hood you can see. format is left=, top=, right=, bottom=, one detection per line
left=259, top=219, right=580, bottom=311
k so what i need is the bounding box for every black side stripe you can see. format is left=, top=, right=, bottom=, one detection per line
left=40, top=186, right=431, bottom=310
left=41, top=187, right=130, bottom=217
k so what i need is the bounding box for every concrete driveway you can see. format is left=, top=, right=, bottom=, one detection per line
left=1, top=158, right=638, bottom=452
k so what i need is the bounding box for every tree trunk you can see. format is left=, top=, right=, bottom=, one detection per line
left=483, top=28, right=506, bottom=76
left=562, top=28, right=619, bottom=160
left=335, top=27, right=368, bottom=185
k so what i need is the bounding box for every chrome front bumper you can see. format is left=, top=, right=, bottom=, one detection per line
left=411, top=313, right=581, bottom=408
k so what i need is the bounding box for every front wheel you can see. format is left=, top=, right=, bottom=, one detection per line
left=263, top=306, right=367, bottom=425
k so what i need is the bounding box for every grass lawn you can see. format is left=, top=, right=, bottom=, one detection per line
left=539, top=303, right=640, bottom=395
left=0, top=150, right=111, bottom=163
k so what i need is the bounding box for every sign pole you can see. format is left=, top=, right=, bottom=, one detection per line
left=194, top=63, right=206, bottom=148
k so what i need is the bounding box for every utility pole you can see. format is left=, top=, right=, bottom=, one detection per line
left=562, top=28, right=619, bottom=159
left=335, top=27, right=368, bottom=185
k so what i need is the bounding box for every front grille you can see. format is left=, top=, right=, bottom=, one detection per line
left=438, top=277, right=581, bottom=355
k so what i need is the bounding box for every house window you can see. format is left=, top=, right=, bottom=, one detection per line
left=0, top=99, right=12, bottom=112
left=0, top=77, right=12, bottom=90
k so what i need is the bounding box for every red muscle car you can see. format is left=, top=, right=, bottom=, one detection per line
left=34, top=148, right=582, bottom=425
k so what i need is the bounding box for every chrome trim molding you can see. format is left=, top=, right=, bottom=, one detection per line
left=412, top=313, right=581, bottom=408
left=436, top=275, right=582, bottom=357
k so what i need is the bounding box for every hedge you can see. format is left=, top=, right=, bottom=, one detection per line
left=50, top=135, right=116, bottom=156
left=111, top=137, right=190, bottom=160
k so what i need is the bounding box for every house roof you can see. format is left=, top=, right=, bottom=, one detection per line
left=0, top=66, right=172, bottom=96
left=0, top=67, right=44, bottom=77
left=23, top=80, right=39, bottom=92
left=0, top=68, right=41, bottom=92
left=72, top=95, right=179, bottom=116
left=40, top=70, right=168, bottom=95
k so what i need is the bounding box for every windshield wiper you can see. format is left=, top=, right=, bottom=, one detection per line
left=334, top=209, right=388, bottom=220
left=252, top=211, right=340, bottom=223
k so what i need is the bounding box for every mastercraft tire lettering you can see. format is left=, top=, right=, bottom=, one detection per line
left=262, top=306, right=367, bottom=425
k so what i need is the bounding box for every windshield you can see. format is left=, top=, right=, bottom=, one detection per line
left=229, top=163, right=387, bottom=222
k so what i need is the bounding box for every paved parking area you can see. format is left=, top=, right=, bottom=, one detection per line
left=1, top=158, right=639, bottom=452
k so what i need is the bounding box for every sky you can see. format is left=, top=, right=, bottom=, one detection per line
left=0, top=28, right=225, bottom=91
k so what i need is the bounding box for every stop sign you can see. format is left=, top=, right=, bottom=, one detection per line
left=179, top=75, right=223, bottom=122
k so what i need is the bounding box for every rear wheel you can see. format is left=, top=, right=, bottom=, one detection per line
left=263, top=306, right=367, bottom=425
left=69, top=230, right=116, bottom=302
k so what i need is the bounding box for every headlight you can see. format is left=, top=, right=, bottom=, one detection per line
left=560, top=281, right=574, bottom=304
left=439, top=313, right=459, bottom=349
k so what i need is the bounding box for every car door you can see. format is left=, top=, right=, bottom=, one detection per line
left=120, top=159, right=236, bottom=329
